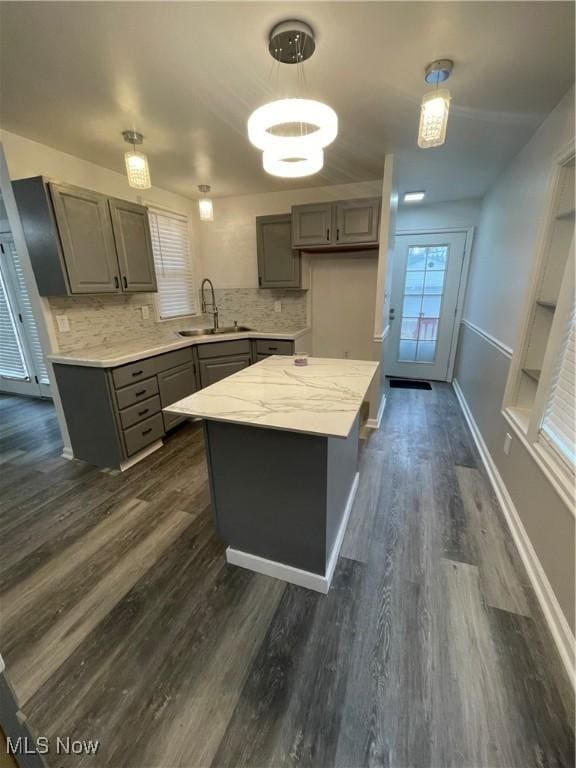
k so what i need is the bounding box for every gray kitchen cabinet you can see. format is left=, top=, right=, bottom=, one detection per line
left=109, top=197, right=157, bottom=292
left=290, top=197, right=381, bottom=249
left=291, top=202, right=334, bottom=248
left=255, top=339, right=294, bottom=356
left=158, top=362, right=196, bottom=430
left=199, top=354, right=252, bottom=388
left=256, top=214, right=301, bottom=288
left=12, top=176, right=158, bottom=297
left=335, top=198, right=381, bottom=245
left=48, top=182, right=121, bottom=294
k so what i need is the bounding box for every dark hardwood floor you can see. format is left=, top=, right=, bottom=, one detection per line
left=0, top=386, right=573, bottom=768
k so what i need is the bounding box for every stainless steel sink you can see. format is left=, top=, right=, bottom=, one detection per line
left=178, top=326, right=251, bottom=337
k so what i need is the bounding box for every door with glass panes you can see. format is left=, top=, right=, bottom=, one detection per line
left=385, top=232, right=468, bottom=381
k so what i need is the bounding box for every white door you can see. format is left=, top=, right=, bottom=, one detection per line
left=0, top=235, right=50, bottom=397
left=385, top=232, right=468, bottom=381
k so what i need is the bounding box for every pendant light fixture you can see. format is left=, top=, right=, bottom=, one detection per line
left=418, top=60, right=453, bottom=149
left=197, top=185, right=214, bottom=221
left=122, top=130, right=151, bottom=189
left=247, top=20, right=338, bottom=178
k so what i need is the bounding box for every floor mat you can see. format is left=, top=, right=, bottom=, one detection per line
left=388, top=378, right=432, bottom=390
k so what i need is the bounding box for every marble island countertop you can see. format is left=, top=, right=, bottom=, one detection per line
left=47, top=327, right=311, bottom=368
left=165, top=355, right=379, bottom=438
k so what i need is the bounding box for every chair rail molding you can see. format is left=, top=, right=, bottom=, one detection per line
left=460, top=318, right=513, bottom=359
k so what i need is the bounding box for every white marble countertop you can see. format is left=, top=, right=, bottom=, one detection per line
left=165, top=355, right=379, bottom=439
left=47, top=327, right=311, bottom=368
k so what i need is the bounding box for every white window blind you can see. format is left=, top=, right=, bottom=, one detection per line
left=0, top=265, right=29, bottom=380
left=540, top=303, right=575, bottom=470
left=7, top=238, right=50, bottom=384
left=148, top=208, right=198, bottom=319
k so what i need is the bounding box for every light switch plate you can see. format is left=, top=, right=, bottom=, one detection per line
left=56, top=315, right=70, bottom=332
left=141, top=305, right=150, bottom=319
left=504, top=432, right=512, bottom=456
left=274, top=301, right=282, bottom=313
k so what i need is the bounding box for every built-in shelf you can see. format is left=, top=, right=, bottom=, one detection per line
left=555, top=207, right=575, bottom=221
left=536, top=300, right=557, bottom=310
left=522, top=367, right=541, bottom=383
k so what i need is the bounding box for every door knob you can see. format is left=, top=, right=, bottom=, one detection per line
left=389, top=308, right=396, bottom=320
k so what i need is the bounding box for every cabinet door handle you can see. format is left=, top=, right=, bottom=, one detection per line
left=137, top=408, right=149, bottom=416
left=336, top=228, right=340, bottom=241
left=122, top=276, right=128, bottom=289
left=114, top=276, right=119, bottom=289
left=132, top=370, right=144, bottom=377
left=135, top=389, right=146, bottom=397
left=268, top=346, right=278, bottom=351
left=326, top=228, right=330, bottom=241
left=142, top=427, right=152, bottom=435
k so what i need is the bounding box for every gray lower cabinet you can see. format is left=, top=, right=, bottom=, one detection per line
left=47, top=182, right=121, bottom=294
left=53, top=346, right=195, bottom=469
left=256, top=214, right=301, bottom=288
left=12, top=176, right=158, bottom=297
left=199, top=354, right=252, bottom=387
left=158, top=362, right=196, bottom=430
left=255, top=339, right=294, bottom=356
left=291, top=202, right=333, bottom=248
left=291, top=197, right=381, bottom=249
left=109, top=197, right=157, bottom=292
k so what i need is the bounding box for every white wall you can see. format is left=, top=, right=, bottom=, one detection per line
left=464, top=88, right=575, bottom=349
left=397, top=198, right=482, bottom=232
left=199, top=180, right=383, bottom=288
left=453, top=86, right=575, bottom=643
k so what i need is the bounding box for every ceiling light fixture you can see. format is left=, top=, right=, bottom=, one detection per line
left=197, top=185, right=214, bottom=221
left=418, top=59, right=453, bottom=149
left=122, top=130, right=151, bottom=189
left=403, top=191, right=426, bottom=203
left=247, top=20, right=338, bottom=178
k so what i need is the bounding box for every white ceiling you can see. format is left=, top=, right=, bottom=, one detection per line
left=0, top=2, right=574, bottom=203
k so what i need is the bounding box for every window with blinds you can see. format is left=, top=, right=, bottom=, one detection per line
left=0, top=265, right=29, bottom=380
left=540, top=303, right=575, bottom=471
left=148, top=208, right=198, bottom=319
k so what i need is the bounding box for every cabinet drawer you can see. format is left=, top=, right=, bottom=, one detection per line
left=123, top=413, right=164, bottom=457
left=112, top=358, right=157, bottom=389
left=158, top=363, right=196, bottom=407
left=255, top=339, right=294, bottom=356
left=119, top=394, right=161, bottom=430
left=155, top=347, right=193, bottom=373
left=115, top=376, right=159, bottom=410
left=197, top=339, right=252, bottom=360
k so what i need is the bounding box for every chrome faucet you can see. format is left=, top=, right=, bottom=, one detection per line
left=201, top=278, right=219, bottom=331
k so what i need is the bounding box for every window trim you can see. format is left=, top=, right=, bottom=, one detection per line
left=146, top=204, right=200, bottom=322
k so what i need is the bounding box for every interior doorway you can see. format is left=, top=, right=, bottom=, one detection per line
left=385, top=230, right=471, bottom=381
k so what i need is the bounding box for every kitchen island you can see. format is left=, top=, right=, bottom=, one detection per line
left=165, top=355, right=379, bottom=593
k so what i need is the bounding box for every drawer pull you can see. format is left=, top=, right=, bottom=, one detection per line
left=268, top=346, right=278, bottom=351
left=142, top=427, right=152, bottom=435
left=135, top=389, right=147, bottom=397
left=132, top=370, right=144, bottom=377
left=137, top=408, right=149, bottom=416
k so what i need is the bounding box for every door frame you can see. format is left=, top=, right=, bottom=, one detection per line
left=388, top=226, right=475, bottom=381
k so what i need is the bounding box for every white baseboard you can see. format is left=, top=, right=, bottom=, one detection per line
left=366, top=394, right=386, bottom=430
left=453, top=379, right=575, bottom=688
left=227, top=471, right=360, bottom=594
left=61, top=446, right=74, bottom=461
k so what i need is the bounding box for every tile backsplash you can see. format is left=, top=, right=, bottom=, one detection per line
left=49, top=288, right=308, bottom=353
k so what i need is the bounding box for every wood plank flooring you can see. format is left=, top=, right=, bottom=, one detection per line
left=0, top=386, right=573, bottom=768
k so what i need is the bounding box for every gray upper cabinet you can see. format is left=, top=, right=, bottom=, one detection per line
left=291, top=203, right=334, bottom=248
left=12, top=176, right=158, bottom=297
left=290, top=197, right=381, bottom=249
left=257, top=214, right=301, bottom=289
left=109, top=198, right=157, bottom=292
left=335, top=198, right=381, bottom=245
